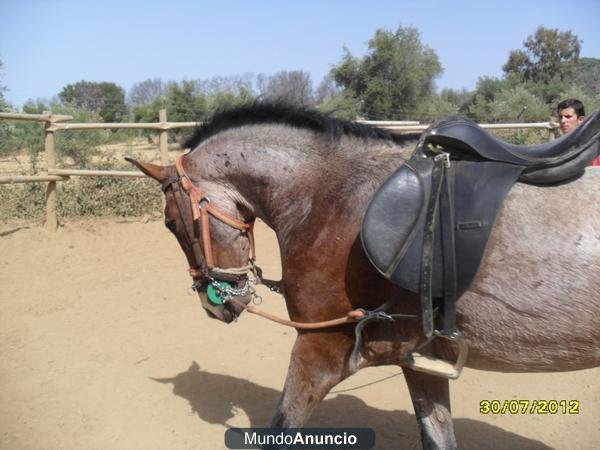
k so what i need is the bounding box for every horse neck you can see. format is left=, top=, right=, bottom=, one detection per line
left=190, top=126, right=413, bottom=243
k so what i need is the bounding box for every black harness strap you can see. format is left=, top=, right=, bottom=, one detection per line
left=418, top=152, right=460, bottom=337
left=440, top=161, right=458, bottom=334
left=420, top=154, right=447, bottom=338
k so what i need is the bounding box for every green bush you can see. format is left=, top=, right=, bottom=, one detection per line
left=0, top=182, right=47, bottom=220
left=0, top=176, right=162, bottom=220
left=488, top=86, right=551, bottom=121
left=58, top=176, right=162, bottom=217
left=414, top=95, right=460, bottom=122
left=491, top=128, right=551, bottom=145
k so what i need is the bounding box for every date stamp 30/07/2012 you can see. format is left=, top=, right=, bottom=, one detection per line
left=479, top=400, right=580, bottom=415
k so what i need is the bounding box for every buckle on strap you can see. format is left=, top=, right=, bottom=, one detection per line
left=435, top=152, right=451, bottom=168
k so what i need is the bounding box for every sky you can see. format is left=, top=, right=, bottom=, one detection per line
left=1, top=0, right=599, bottom=109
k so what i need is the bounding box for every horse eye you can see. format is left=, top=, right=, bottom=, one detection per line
left=165, top=219, right=177, bottom=232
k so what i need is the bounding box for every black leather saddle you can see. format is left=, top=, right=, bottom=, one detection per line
left=361, top=109, right=600, bottom=338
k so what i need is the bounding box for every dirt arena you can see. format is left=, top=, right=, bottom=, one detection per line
left=1, top=218, right=598, bottom=449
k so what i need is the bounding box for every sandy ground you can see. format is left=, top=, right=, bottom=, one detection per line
left=1, top=218, right=598, bottom=450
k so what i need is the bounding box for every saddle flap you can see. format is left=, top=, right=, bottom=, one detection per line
left=362, top=155, right=523, bottom=299
left=361, top=161, right=427, bottom=278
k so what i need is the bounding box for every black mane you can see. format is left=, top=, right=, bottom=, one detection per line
left=184, top=102, right=414, bottom=150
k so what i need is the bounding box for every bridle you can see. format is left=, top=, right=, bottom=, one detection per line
left=163, top=154, right=258, bottom=306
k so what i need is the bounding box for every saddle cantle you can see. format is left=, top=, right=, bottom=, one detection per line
left=361, top=109, right=600, bottom=340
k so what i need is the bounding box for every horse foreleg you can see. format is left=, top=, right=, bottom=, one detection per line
left=403, top=368, right=457, bottom=450
left=271, top=332, right=350, bottom=427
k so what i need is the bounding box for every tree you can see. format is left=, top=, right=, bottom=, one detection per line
left=195, top=74, right=256, bottom=111
left=132, top=97, right=164, bottom=123
left=0, top=58, right=10, bottom=111
left=59, top=81, right=127, bottom=122
left=572, top=57, right=600, bottom=97
left=207, top=87, right=254, bottom=112
left=1, top=99, right=107, bottom=167
left=258, top=70, right=315, bottom=107
left=502, top=26, right=581, bottom=85
left=131, top=76, right=257, bottom=127
left=317, top=91, right=360, bottom=120
left=314, top=74, right=342, bottom=105
left=165, top=80, right=207, bottom=122
left=415, top=95, right=459, bottom=122
left=467, top=76, right=515, bottom=120
left=486, top=86, right=549, bottom=121
left=0, top=58, right=14, bottom=157
left=127, top=78, right=166, bottom=107
left=197, top=74, right=256, bottom=97
left=330, top=26, right=443, bottom=119
left=439, top=88, right=473, bottom=113
left=51, top=104, right=108, bottom=168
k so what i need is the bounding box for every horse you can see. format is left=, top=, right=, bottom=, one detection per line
left=127, top=103, right=600, bottom=449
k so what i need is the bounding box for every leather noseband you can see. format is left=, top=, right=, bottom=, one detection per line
left=163, top=154, right=257, bottom=286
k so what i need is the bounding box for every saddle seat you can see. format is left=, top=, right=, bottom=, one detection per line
left=360, top=108, right=600, bottom=378
left=426, top=108, right=600, bottom=184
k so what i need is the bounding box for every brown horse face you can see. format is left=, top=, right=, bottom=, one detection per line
left=163, top=188, right=254, bottom=323
left=126, top=158, right=253, bottom=323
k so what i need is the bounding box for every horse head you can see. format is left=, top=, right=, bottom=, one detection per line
left=126, top=156, right=256, bottom=323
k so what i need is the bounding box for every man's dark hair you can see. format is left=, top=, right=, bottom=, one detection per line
left=557, top=98, right=585, bottom=117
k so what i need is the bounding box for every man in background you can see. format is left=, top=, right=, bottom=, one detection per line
left=557, top=98, right=599, bottom=166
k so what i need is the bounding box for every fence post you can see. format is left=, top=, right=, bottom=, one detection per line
left=159, top=109, right=169, bottom=165
left=44, top=113, right=58, bottom=231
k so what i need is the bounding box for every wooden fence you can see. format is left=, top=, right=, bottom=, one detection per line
left=0, top=110, right=559, bottom=231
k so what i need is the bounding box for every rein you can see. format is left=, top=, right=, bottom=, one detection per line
left=228, top=298, right=366, bottom=330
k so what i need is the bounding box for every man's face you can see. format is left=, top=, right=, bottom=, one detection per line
left=558, top=107, right=584, bottom=134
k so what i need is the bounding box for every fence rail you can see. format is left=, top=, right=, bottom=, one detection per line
left=0, top=112, right=73, bottom=123
left=47, top=169, right=145, bottom=178
left=0, top=109, right=560, bottom=231
left=46, top=121, right=200, bottom=131
left=366, top=121, right=558, bottom=132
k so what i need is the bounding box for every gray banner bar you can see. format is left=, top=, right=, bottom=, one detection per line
left=225, top=428, right=375, bottom=449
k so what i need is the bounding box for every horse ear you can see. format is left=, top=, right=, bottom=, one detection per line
left=125, top=157, right=167, bottom=183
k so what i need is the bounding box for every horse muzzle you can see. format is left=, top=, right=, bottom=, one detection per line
left=196, top=288, right=251, bottom=323
left=190, top=266, right=259, bottom=323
